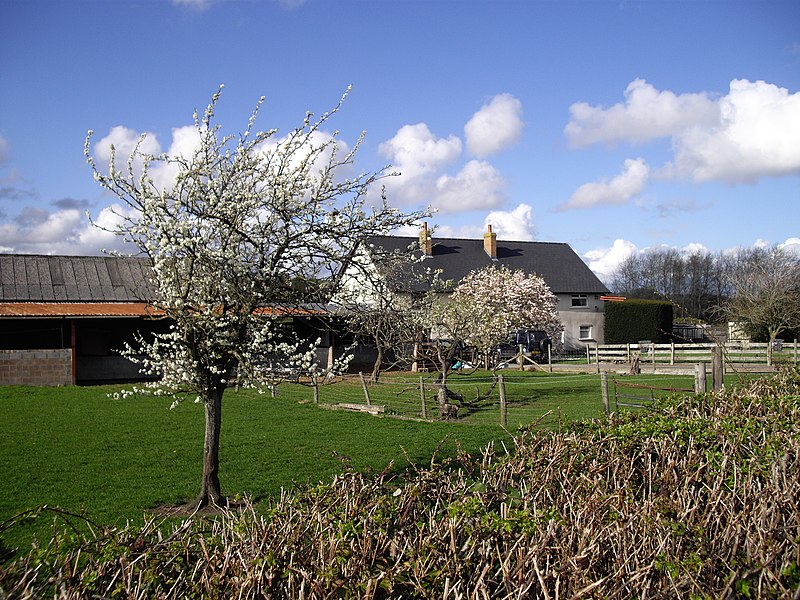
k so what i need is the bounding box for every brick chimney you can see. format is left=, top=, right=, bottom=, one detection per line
left=419, top=222, right=432, bottom=256
left=483, top=223, right=497, bottom=259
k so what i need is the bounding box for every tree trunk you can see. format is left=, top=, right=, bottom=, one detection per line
left=196, top=380, right=225, bottom=509
left=437, top=368, right=448, bottom=407
left=371, top=346, right=383, bottom=382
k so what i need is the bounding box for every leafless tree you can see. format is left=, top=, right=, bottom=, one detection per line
left=719, top=245, right=800, bottom=359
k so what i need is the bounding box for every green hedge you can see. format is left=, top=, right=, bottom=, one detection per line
left=605, top=299, right=673, bottom=344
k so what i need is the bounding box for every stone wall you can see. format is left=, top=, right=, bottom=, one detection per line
left=0, top=349, right=73, bottom=386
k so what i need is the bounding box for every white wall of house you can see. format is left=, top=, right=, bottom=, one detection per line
left=556, top=293, right=606, bottom=351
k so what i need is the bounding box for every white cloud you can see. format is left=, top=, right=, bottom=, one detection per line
left=668, top=79, right=800, bottom=183
left=379, top=96, right=519, bottom=208
left=172, top=0, right=215, bottom=10
left=484, top=203, right=536, bottom=241
left=565, top=79, right=718, bottom=147
left=566, top=78, right=800, bottom=185
left=378, top=123, right=462, bottom=205
left=93, top=126, right=162, bottom=181
left=464, top=93, right=524, bottom=157
left=379, top=123, right=462, bottom=179
left=681, top=242, right=711, bottom=255
left=94, top=125, right=208, bottom=193
left=780, top=237, right=800, bottom=256
left=433, top=160, right=506, bottom=214
left=432, top=223, right=484, bottom=239
left=560, top=158, right=650, bottom=210
left=0, top=204, right=136, bottom=255
left=583, top=238, right=639, bottom=284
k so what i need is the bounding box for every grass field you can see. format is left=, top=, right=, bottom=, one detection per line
left=0, top=370, right=743, bottom=554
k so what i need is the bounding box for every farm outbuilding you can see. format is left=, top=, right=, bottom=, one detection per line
left=0, top=254, right=347, bottom=385
left=0, top=254, right=167, bottom=385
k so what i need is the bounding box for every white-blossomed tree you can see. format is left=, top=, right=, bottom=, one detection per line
left=86, top=87, right=424, bottom=509
left=412, top=264, right=563, bottom=411
left=445, top=265, right=562, bottom=359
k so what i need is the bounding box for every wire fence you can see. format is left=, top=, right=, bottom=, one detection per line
left=299, top=370, right=702, bottom=428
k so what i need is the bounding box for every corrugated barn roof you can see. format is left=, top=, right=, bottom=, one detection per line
left=0, top=254, right=153, bottom=302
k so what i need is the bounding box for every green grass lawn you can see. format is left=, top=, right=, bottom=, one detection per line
left=0, top=370, right=739, bottom=554
left=0, top=381, right=509, bottom=553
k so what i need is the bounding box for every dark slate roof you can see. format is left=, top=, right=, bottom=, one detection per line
left=0, top=254, right=153, bottom=302
left=367, top=236, right=609, bottom=295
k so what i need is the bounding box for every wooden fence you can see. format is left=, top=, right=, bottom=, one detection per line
left=586, top=340, right=798, bottom=368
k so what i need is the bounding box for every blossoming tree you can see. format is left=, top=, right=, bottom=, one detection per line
left=446, top=264, right=562, bottom=357
left=86, top=88, right=424, bottom=509
left=416, top=264, right=563, bottom=410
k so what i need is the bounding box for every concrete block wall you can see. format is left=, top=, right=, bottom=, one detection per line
left=0, top=349, right=73, bottom=386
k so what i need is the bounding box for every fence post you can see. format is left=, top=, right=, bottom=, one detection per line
left=595, top=345, right=600, bottom=374
left=670, top=342, right=675, bottom=365
left=600, top=371, right=610, bottom=415
left=652, top=345, right=656, bottom=373
left=419, top=376, right=427, bottom=419
left=499, top=374, right=507, bottom=426
left=586, top=345, right=591, bottom=365
left=359, top=371, right=372, bottom=406
left=795, top=339, right=798, bottom=365
left=626, top=343, right=631, bottom=362
left=547, top=345, right=552, bottom=373
left=694, top=363, right=706, bottom=394
left=313, top=375, right=319, bottom=404
left=712, top=347, right=723, bottom=392
left=518, top=345, right=525, bottom=371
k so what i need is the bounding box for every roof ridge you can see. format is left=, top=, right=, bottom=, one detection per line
left=372, top=235, right=568, bottom=245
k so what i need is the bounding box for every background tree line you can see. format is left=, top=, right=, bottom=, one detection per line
left=609, top=245, right=800, bottom=342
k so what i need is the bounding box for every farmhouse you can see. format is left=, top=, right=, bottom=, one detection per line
left=342, top=224, right=610, bottom=352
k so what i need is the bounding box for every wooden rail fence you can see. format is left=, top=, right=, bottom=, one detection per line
left=587, top=340, right=798, bottom=368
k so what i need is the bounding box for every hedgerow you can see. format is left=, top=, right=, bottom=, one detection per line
left=2, top=370, right=799, bottom=598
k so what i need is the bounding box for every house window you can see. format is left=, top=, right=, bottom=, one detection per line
left=579, top=325, right=593, bottom=340
left=571, top=294, right=588, bottom=308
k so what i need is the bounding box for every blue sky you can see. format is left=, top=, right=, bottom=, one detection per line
left=1, top=0, right=798, bottom=283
